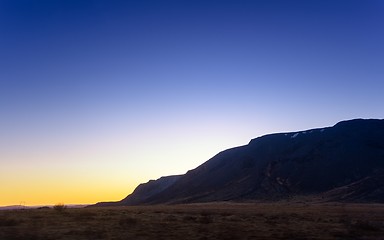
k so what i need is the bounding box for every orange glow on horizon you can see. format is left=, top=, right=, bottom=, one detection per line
left=1, top=162, right=139, bottom=206
left=1, top=180, right=136, bottom=206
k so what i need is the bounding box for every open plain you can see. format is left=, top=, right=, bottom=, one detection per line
left=0, top=202, right=384, bottom=240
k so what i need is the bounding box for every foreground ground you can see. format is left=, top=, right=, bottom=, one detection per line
left=0, top=202, right=384, bottom=240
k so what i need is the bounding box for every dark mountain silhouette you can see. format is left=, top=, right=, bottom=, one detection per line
left=94, top=119, right=384, bottom=206
left=95, top=175, right=181, bottom=207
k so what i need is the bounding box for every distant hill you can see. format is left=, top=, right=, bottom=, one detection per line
left=94, top=119, right=384, bottom=206
left=0, top=205, right=30, bottom=211
left=0, top=204, right=89, bottom=210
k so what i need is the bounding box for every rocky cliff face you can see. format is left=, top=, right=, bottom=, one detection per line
left=95, top=119, right=384, bottom=206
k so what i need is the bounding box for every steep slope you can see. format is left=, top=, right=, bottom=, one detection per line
left=94, top=175, right=181, bottom=207
left=96, top=119, right=384, bottom=206
left=320, top=172, right=384, bottom=202
left=119, top=175, right=181, bottom=205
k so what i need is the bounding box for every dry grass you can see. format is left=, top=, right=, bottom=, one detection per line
left=0, top=202, right=384, bottom=239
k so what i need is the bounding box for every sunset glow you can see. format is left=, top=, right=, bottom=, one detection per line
left=1, top=0, right=383, bottom=206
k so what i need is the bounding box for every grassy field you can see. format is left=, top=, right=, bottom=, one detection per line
left=0, top=202, right=383, bottom=240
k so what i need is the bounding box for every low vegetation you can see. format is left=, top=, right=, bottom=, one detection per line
left=0, top=202, right=383, bottom=239
left=53, top=203, right=67, bottom=212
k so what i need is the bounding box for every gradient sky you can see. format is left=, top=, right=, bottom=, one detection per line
left=1, top=0, right=383, bottom=206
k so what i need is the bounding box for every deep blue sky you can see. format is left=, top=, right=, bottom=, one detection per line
left=1, top=0, right=383, bottom=205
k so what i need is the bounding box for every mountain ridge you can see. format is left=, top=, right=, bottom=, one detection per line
left=94, top=118, right=384, bottom=207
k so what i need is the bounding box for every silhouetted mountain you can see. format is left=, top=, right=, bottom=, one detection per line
left=95, top=119, right=384, bottom=206
left=94, top=175, right=181, bottom=207
left=120, top=175, right=182, bottom=205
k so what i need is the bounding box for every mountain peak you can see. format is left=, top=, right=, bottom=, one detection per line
left=334, top=118, right=383, bottom=127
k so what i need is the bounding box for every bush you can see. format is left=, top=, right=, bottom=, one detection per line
left=53, top=203, right=67, bottom=212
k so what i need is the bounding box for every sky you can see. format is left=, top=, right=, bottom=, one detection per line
left=0, top=0, right=383, bottom=206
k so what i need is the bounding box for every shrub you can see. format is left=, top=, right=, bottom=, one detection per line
left=53, top=203, right=67, bottom=212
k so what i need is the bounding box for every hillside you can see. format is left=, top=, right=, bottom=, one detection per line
left=95, top=119, right=384, bottom=206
